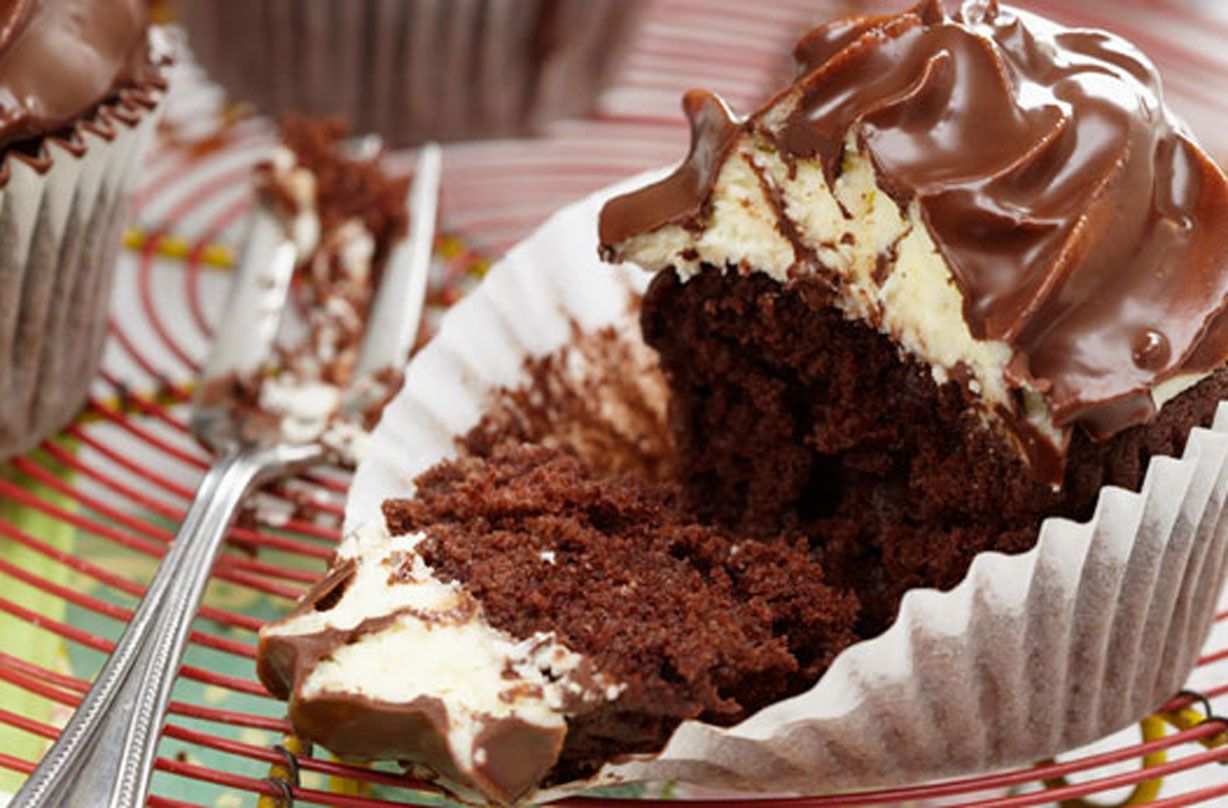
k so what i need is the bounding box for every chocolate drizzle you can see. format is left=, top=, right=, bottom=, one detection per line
left=256, top=567, right=571, bottom=806
left=599, top=0, right=1228, bottom=448
left=0, top=0, right=159, bottom=148
left=598, top=90, right=742, bottom=253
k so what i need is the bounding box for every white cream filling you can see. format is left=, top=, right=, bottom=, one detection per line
left=265, top=521, right=622, bottom=780
left=267, top=146, right=321, bottom=255
left=320, top=419, right=372, bottom=466
left=1152, top=372, right=1208, bottom=411
left=258, top=378, right=341, bottom=446
left=257, top=153, right=390, bottom=460
left=333, top=219, right=376, bottom=284
left=612, top=128, right=1065, bottom=451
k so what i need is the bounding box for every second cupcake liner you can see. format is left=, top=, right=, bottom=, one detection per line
left=0, top=87, right=167, bottom=462
left=180, top=0, right=642, bottom=146
left=348, top=174, right=1228, bottom=800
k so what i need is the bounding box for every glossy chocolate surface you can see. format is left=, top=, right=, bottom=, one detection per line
left=601, top=0, right=1228, bottom=442
left=0, top=0, right=156, bottom=146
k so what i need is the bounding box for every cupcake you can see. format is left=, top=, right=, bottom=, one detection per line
left=0, top=0, right=171, bottom=461
left=258, top=0, right=1228, bottom=803
left=177, top=0, right=643, bottom=146
left=599, top=0, right=1228, bottom=635
left=259, top=443, right=859, bottom=805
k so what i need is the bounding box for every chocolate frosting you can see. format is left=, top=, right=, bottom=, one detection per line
left=0, top=0, right=157, bottom=147
left=257, top=549, right=593, bottom=805
left=258, top=596, right=569, bottom=805
left=599, top=89, right=741, bottom=249
left=600, top=0, right=1228, bottom=443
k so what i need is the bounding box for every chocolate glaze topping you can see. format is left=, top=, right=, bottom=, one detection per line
left=600, top=0, right=1228, bottom=444
left=0, top=0, right=157, bottom=147
left=598, top=89, right=741, bottom=249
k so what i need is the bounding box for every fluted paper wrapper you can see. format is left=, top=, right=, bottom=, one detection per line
left=180, top=0, right=642, bottom=146
left=348, top=176, right=1228, bottom=800
left=0, top=92, right=165, bottom=461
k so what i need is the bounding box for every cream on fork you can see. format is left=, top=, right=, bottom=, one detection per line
left=11, top=143, right=442, bottom=808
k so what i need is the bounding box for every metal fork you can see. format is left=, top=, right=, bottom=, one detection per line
left=12, top=143, right=443, bottom=808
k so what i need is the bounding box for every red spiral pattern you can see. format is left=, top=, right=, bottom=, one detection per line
left=3, top=1, right=1228, bottom=804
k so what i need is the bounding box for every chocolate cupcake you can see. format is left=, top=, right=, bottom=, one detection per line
left=259, top=443, right=858, bottom=805
left=178, top=0, right=643, bottom=146
left=600, top=0, right=1228, bottom=636
left=0, top=0, right=171, bottom=461
left=256, top=1, right=1228, bottom=803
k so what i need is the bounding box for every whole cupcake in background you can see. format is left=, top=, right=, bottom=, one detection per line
left=0, top=0, right=171, bottom=462
left=177, top=0, right=643, bottom=146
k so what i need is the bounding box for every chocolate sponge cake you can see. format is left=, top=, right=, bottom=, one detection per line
left=600, top=0, right=1228, bottom=635
left=258, top=444, right=856, bottom=803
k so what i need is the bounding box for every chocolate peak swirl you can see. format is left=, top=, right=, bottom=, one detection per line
left=600, top=0, right=1228, bottom=450
left=0, top=0, right=158, bottom=148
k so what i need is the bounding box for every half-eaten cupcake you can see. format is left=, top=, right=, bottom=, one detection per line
left=257, top=1, right=1228, bottom=803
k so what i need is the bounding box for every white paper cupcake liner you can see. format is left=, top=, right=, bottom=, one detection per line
left=0, top=84, right=167, bottom=461
left=180, top=0, right=643, bottom=146
left=347, top=174, right=1228, bottom=800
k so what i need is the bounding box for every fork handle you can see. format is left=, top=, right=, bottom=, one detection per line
left=12, top=445, right=318, bottom=808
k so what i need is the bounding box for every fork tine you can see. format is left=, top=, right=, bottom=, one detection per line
left=354, top=142, right=443, bottom=378
left=197, top=204, right=299, bottom=385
